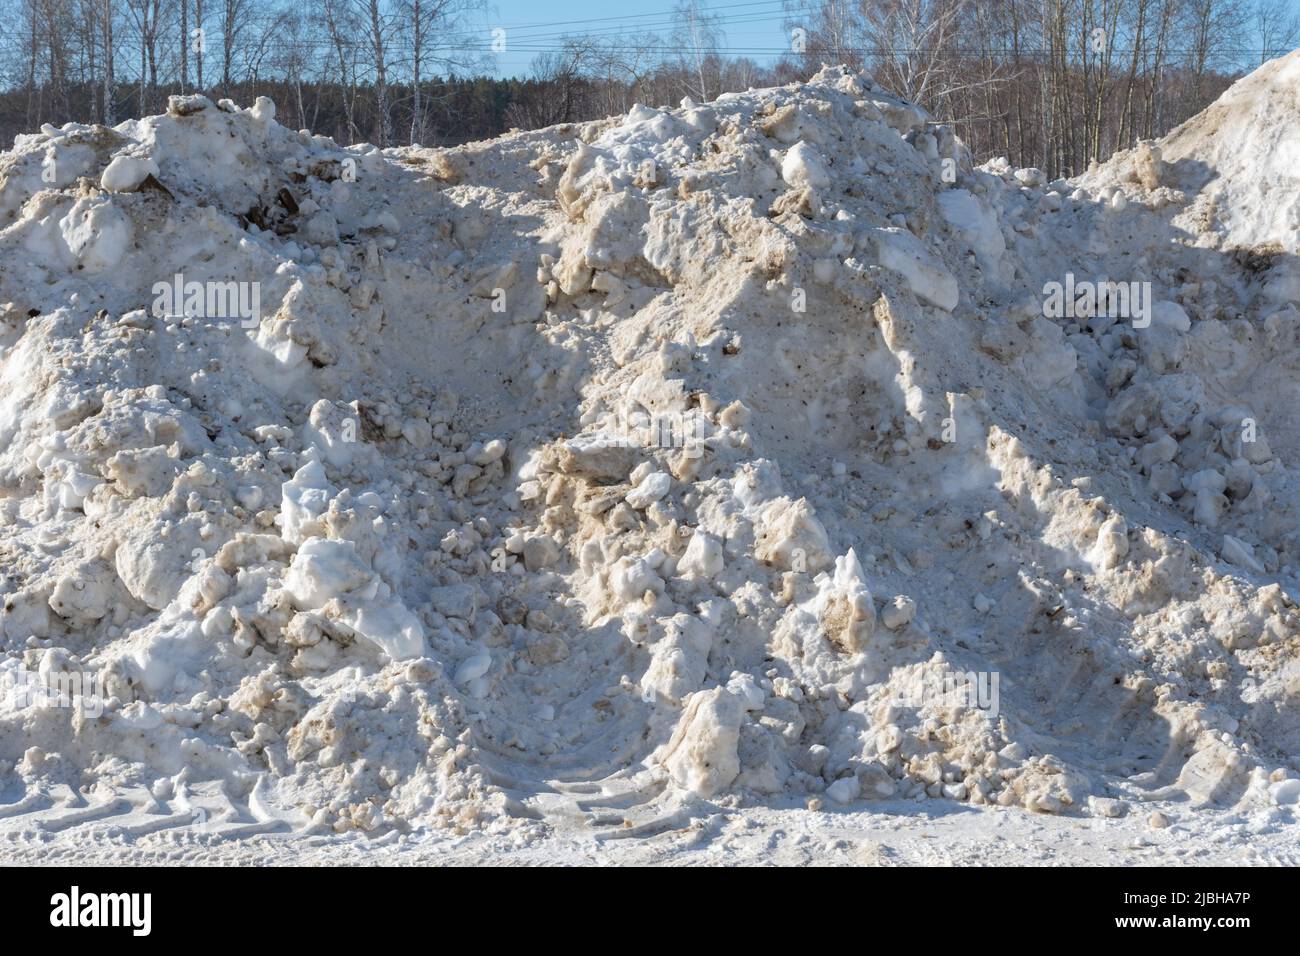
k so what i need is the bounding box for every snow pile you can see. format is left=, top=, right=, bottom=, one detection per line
left=1081, top=51, right=1300, bottom=255
left=1, top=57, right=1299, bottom=841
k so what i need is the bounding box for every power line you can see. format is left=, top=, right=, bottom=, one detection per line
left=485, top=0, right=790, bottom=33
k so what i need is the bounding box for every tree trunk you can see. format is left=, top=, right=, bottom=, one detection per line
left=410, top=0, right=422, bottom=146
left=368, top=0, right=391, bottom=146
left=195, top=0, right=205, bottom=89
left=181, top=0, right=189, bottom=91
left=103, top=0, right=116, bottom=124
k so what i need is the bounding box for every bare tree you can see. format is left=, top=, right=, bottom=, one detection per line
left=867, top=0, right=969, bottom=106
left=179, top=0, right=187, bottom=89
left=1253, top=0, right=1300, bottom=64
left=218, top=0, right=249, bottom=94
left=358, top=0, right=392, bottom=145
left=38, top=0, right=74, bottom=120
left=400, top=0, right=484, bottom=145
left=267, top=5, right=311, bottom=127
left=102, top=0, right=116, bottom=122
left=124, top=0, right=163, bottom=114
left=321, top=0, right=361, bottom=141
left=506, top=38, right=598, bottom=129
left=672, top=0, right=723, bottom=102
left=1185, top=0, right=1244, bottom=108
left=77, top=0, right=100, bottom=121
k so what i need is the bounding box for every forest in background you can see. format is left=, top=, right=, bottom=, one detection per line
left=3, top=0, right=1298, bottom=178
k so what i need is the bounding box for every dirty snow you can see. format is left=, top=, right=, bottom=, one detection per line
left=1, top=56, right=1299, bottom=864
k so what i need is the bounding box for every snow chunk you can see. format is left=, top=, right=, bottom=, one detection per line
left=250, top=96, right=276, bottom=124
left=938, top=188, right=1004, bottom=271
left=1152, top=299, right=1192, bottom=331
left=826, top=775, right=860, bottom=804
left=280, top=459, right=333, bottom=545
left=659, top=686, right=745, bottom=796
left=283, top=538, right=373, bottom=610
left=283, top=538, right=426, bottom=660
left=677, top=530, right=724, bottom=580
left=455, top=652, right=492, bottom=684
left=867, top=227, right=959, bottom=311
left=1221, top=534, right=1264, bottom=574
left=625, top=471, right=671, bottom=509
left=101, top=154, right=159, bottom=192
left=781, top=141, right=831, bottom=190
left=341, top=597, right=426, bottom=662
left=59, top=197, right=131, bottom=273
left=641, top=613, right=712, bottom=704
left=812, top=549, right=876, bottom=654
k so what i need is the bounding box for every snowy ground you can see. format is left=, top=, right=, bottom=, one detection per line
left=5, top=796, right=1297, bottom=866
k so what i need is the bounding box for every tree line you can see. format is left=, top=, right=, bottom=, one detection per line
left=2, top=0, right=1296, bottom=176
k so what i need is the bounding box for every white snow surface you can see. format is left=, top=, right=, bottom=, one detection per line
left=1, top=58, right=1300, bottom=863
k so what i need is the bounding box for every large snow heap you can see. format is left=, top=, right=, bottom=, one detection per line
left=1, top=55, right=1299, bottom=837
